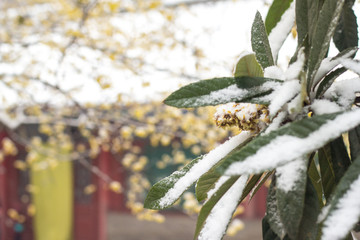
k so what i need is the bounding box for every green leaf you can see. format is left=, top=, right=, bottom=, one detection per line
left=194, top=176, right=248, bottom=240
left=317, top=136, right=351, bottom=201
left=276, top=157, right=308, bottom=239
left=234, top=53, right=264, bottom=77
left=321, top=155, right=360, bottom=239
left=318, top=144, right=336, bottom=200
left=163, top=77, right=282, bottom=108
left=315, top=67, right=347, bottom=98
left=295, top=0, right=323, bottom=46
left=297, top=178, right=320, bottom=240
left=308, top=153, right=324, bottom=207
left=251, top=11, right=274, bottom=69
left=217, top=110, right=360, bottom=176
left=265, top=0, right=294, bottom=35
left=144, top=156, right=202, bottom=210
left=195, top=170, right=221, bottom=202
left=333, top=0, right=358, bottom=52
left=349, top=125, right=360, bottom=160
left=307, top=0, right=345, bottom=92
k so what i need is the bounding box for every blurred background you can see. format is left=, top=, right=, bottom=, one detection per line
left=0, top=0, right=321, bottom=239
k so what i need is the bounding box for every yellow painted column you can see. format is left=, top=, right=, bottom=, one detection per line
left=30, top=146, right=73, bottom=240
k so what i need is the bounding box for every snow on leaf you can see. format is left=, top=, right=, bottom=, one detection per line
left=144, top=131, right=252, bottom=210
left=198, top=175, right=248, bottom=240
left=324, top=78, right=360, bottom=108
left=276, top=158, right=307, bottom=192
left=340, top=58, right=360, bottom=75
left=321, top=155, right=360, bottom=240
left=285, top=47, right=305, bottom=81
left=311, top=99, right=342, bottom=114
left=218, top=109, right=360, bottom=176
left=268, top=1, right=295, bottom=61
left=313, top=47, right=358, bottom=89
left=163, top=77, right=282, bottom=108
left=268, top=79, right=301, bottom=117
left=205, top=176, right=230, bottom=202
left=276, top=157, right=308, bottom=239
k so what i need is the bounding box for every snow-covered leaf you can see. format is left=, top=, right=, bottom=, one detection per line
left=251, top=11, right=274, bottom=69
left=144, top=132, right=252, bottom=210
left=262, top=215, right=284, bottom=240
left=266, top=180, right=286, bottom=239
left=340, top=59, right=360, bottom=76
left=265, top=0, right=293, bottom=35
left=297, top=178, right=321, bottom=240
left=196, top=175, right=248, bottom=240
left=307, top=0, right=345, bottom=92
left=217, top=110, right=360, bottom=176
left=234, top=52, right=263, bottom=77
left=276, top=157, right=308, bottom=239
left=321, top=155, right=360, bottom=240
left=268, top=79, right=301, bottom=116
left=163, top=77, right=282, bottom=108
left=313, top=47, right=358, bottom=91
left=324, top=78, right=360, bottom=108
left=315, top=67, right=347, bottom=98
left=268, top=1, right=295, bottom=61
left=333, top=0, right=358, bottom=52
left=194, top=176, right=239, bottom=239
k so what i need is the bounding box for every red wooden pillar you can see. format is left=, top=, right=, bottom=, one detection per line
left=73, top=149, right=109, bottom=240
left=0, top=131, right=33, bottom=240
left=106, top=152, right=127, bottom=212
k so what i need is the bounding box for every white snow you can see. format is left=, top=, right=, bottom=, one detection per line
left=158, top=131, right=252, bottom=208
left=268, top=1, right=295, bottom=61
left=287, top=93, right=302, bottom=114
left=224, top=109, right=360, bottom=175
left=325, top=78, right=360, bottom=108
left=264, top=111, right=287, bottom=134
left=340, top=58, right=360, bottom=75
left=313, top=48, right=358, bottom=87
left=318, top=204, right=331, bottom=223
left=190, top=80, right=282, bottom=107
left=275, top=158, right=306, bottom=192
left=285, top=48, right=305, bottom=81
left=198, top=175, right=248, bottom=240
left=268, top=80, right=301, bottom=116
left=264, top=66, right=285, bottom=80
left=322, top=175, right=360, bottom=240
left=311, top=99, right=342, bottom=114
left=192, top=85, right=248, bottom=106
left=205, top=176, right=231, bottom=202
